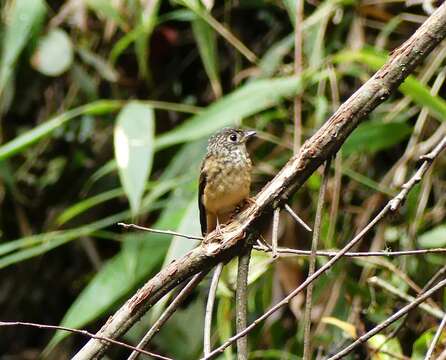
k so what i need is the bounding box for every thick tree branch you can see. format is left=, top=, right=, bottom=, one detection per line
left=73, top=5, right=446, bottom=359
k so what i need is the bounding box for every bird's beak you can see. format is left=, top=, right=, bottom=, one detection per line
left=244, top=130, right=256, bottom=140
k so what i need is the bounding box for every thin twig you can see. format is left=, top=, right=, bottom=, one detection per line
left=118, top=222, right=203, bottom=241
left=438, top=347, right=446, bottom=360
left=368, top=276, right=445, bottom=319
left=127, top=272, right=207, bottom=360
left=120, top=223, right=445, bottom=258
left=271, top=208, right=281, bottom=258
left=293, top=0, right=304, bottom=152
left=326, top=279, right=446, bottom=360
left=303, top=160, right=331, bottom=360
left=236, top=249, right=252, bottom=360
left=284, top=204, right=312, bottom=232
left=253, top=245, right=446, bottom=257
left=424, top=312, right=446, bottom=360
left=390, top=137, right=446, bottom=211
left=0, top=321, right=171, bottom=360
left=201, top=137, right=446, bottom=359
left=204, top=263, right=224, bottom=356
left=327, top=65, right=341, bottom=246
left=422, top=264, right=446, bottom=292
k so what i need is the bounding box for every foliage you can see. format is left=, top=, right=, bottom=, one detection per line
left=0, top=0, right=445, bottom=359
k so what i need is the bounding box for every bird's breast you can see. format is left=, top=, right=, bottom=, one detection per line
left=203, top=158, right=251, bottom=215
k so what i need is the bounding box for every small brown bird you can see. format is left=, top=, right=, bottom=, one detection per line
left=199, top=128, right=256, bottom=236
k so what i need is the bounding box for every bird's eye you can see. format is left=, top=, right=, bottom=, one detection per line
left=229, top=134, right=238, bottom=142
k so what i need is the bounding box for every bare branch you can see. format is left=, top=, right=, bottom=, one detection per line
left=284, top=204, right=312, bottom=232
left=303, top=160, right=331, bottom=360
left=127, top=272, right=207, bottom=360
left=236, top=249, right=252, bottom=360
left=271, top=208, right=280, bottom=258
left=327, top=279, right=446, bottom=360
left=118, top=222, right=202, bottom=241
left=73, top=7, right=446, bottom=358
left=202, top=136, right=446, bottom=359
left=424, top=312, right=446, bottom=360
left=0, top=321, right=171, bottom=360
left=204, top=263, right=223, bottom=356
left=422, top=265, right=446, bottom=292
left=293, top=0, right=304, bottom=151
left=254, top=246, right=446, bottom=257
left=368, top=276, right=445, bottom=319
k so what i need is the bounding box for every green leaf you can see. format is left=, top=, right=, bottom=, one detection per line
left=418, top=224, right=446, bottom=248
left=114, top=102, right=155, bottom=215
left=0, top=99, right=197, bottom=162
left=192, top=18, right=221, bottom=97
left=45, top=141, right=205, bottom=351
left=333, top=48, right=446, bottom=123
left=342, top=121, right=412, bottom=156
left=31, top=28, right=73, bottom=76
left=0, top=0, right=46, bottom=95
left=155, top=75, right=306, bottom=150
left=0, top=100, right=122, bottom=161
left=411, top=328, right=436, bottom=360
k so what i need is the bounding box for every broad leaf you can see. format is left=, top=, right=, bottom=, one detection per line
left=114, top=102, right=155, bottom=215
left=0, top=0, right=46, bottom=95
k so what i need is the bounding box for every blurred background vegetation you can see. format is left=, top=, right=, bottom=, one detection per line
left=0, top=0, right=445, bottom=359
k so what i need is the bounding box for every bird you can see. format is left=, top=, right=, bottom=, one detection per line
left=199, top=128, right=256, bottom=236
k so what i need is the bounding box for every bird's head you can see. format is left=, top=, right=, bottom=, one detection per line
left=207, top=128, right=256, bottom=156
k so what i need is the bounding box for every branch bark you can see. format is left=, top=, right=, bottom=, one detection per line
left=73, top=4, right=446, bottom=359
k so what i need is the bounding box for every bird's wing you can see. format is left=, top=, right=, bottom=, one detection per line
left=198, top=162, right=207, bottom=236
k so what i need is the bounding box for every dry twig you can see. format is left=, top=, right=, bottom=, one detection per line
left=0, top=321, right=170, bottom=360
left=303, top=160, right=331, bottom=360
left=327, top=279, right=446, bottom=360
left=204, top=263, right=223, bottom=356
left=127, top=272, right=207, bottom=360
left=424, top=312, right=446, bottom=360
left=236, top=249, right=252, bottom=360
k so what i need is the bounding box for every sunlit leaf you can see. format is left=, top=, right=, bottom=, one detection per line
left=31, top=28, right=74, bottom=76
left=114, top=102, right=155, bottom=215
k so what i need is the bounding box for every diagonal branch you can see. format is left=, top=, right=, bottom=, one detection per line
left=202, top=136, right=446, bottom=359
left=72, top=5, right=446, bottom=359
